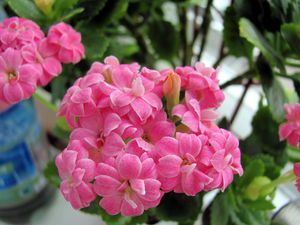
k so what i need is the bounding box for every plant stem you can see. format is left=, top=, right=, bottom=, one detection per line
left=197, top=0, right=214, bottom=61
left=220, top=69, right=253, bottom=89
left=262, top=170, right=296, bottom=191
left=229, top=79, right=252, bottom=128
left=178, top=6, right=188, bottom=65
left=33, top=89, right=58, bottom=112
left=213, top=41, right=225, bottom=68
left=123, top=16, right=149, bottom=56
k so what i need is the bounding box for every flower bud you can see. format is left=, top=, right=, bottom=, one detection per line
left=163, top=71, right=181, bottom=113
left=34, top=0, right=55, bottom=15
left=244, top=176, right=273, bottom=201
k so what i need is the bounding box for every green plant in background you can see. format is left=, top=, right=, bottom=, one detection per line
left=4, top=0, right=300, bottom=225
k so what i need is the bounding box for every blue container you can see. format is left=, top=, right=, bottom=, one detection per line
left=0, top=99, right=51, bottom=209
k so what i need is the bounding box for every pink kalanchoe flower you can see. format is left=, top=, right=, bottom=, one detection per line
left=142, top=110, right=175, bottom=144
left=172, top=98, right=218, bottom=134
left=198, top=128, right=243, bottom=191
left=55, top=150, right=96, bottom=209
left=69, top=127, right=125, bottom=163
left=57, top=72, right=105, bottom=127
left=0, top=17, right=44, bottom=50
left=94, top=152, right=163, bottom=216
left=175, top=63, right=224, bottom=109
left=22, top=38, right=62, bottom=86
left=294, top=163, right=300, bottom=192
left=156, top=132, right=212, bottom=196
left=0, top=48, right=38, bottom=104
left=142, top=67, right=166, bottom=98
left=107, top=59, right=162, bottom=123
left=279, top=103, right=300, bottom=148
left=47, top=22, right=84, bottom=64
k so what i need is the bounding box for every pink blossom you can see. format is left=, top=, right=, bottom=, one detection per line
left=279, top=103, right=300, bottom=148
left=47, top=22, right=84, bottom=64
left=294, top=163, right=300, bottom=192
left=69, top=128, right=125, bottom=163
left=55, top=150, right=96, bottom=209
left=0, top=17, right=44, bottom=50
left=156, top=132, right=212, bottom=195
left=175, top=63, right=224, bottom=109
left=172, top=98, right=218, bottom=134
left=57, top=73, right=104, bottom=127
left=198, top=128, right=243, bottom=191
left=142, top=67, right=166, bottom=97
left=108, top=62, right=162, bottom=123
left=22, top=38, right=62, bottom=86
left=0, top=48, right=38, bottom=104
left=94, top=152, right=163, bottom=216
left=142, top=110, right=175, bottom=144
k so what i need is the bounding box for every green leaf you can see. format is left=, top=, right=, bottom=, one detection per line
left=236, top=203, right=271, bottom=225
left=93, top=0, right=128, bottom=27
left=251, top=104, right=287, bottom=165
left=244, top=198, right=275, bottom=211
left=239, top=18, right=285, bottom=71
left=44, top=160, right=60, bottom=187
left=211, top=195, right=229, bottom=225
left=77, top=24, right=109, bottom=61
left=244, top=176, right=272, bottom=201
left=105, top=39, right=139, bottom=60
left=223, top=6, right=253, bottom=58
left=238, top=159, right=265, bottom=188
left=155, top=192, right=202, bottom=224
left=51, top=73, right=68, bottom=103
left=61, top=7, right=84, bottom=21
left=281, top=23, right=300, bottom=54
left=53, top=0, right=80, bottom=18
left=148, top=19, right=180, bottom=60
left=256, top=54, right=287, bottom=121
left=252, top=154, right=281, bottom=179
left=75, top=0, right=108, bottom=21
left=6, top=0, right=44, bottom=21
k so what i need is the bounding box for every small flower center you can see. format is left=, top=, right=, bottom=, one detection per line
left=182, top=159, right=190, bottom=165
left=7, top=71, right=17, bottom=81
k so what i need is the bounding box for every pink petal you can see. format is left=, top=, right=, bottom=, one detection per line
left=103, top=113, right=121, bottom=136
left=131, top=77, right=145, bottom=96
left=156, top=137, right=179, bottom=156
left=43, top=57, right=62, bottom=76
left=94, top=175, right=121, bottom=196
left=110, top=90, right=134, bottom=107
left=140, top=158, right=157, bottom=179
left=130, top=179, right=146, bottom=195
left=100, top=196, right=122, bottom=215
left=103, top=132, right=125, bottom=156
left=140, top=179, right=161, bottom=201
left=177, top=133, right=202, bottom=158
left=130, top=98, right=152, bottom=121
left=95, top=163, right=120, bottom=180
left=121, top=194, right=144, bottom=216
left=3, top=83, right=24, bottom=103
left=117, top=154, right=142, bottom=180
left=181, top=111, right=199, bottom=132
left=158, top=155, right=182, bottom=178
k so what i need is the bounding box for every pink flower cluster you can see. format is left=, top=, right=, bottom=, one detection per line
left=279, top=103, right=300, bottom=148
left=0, top=17, right=84, bottom=105
left=56, top=56, right=243, bottom=216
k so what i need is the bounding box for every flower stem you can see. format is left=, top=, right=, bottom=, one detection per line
left=261, top=170, right=296, bottom=191
left=229, top=79, right=252, bottom=128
